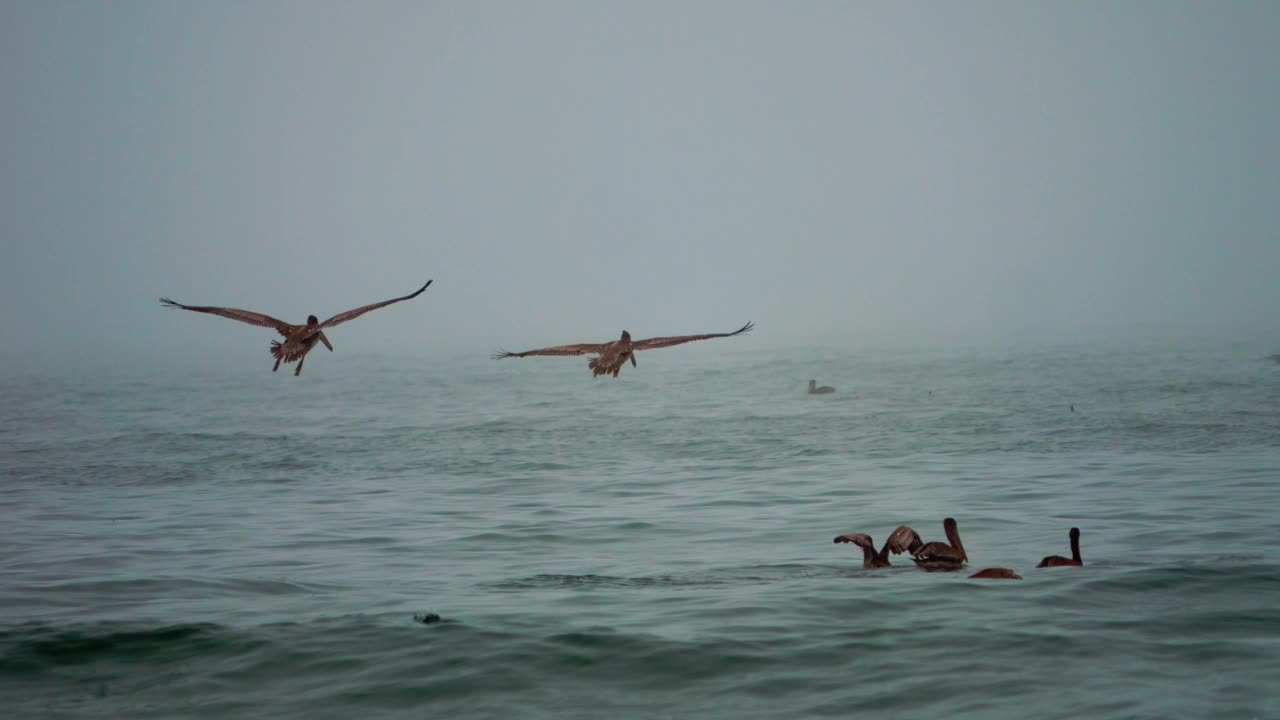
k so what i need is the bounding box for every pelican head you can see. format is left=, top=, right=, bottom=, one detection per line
left=307, top=315, right=320, bottom=326
left=620, top=330, right=636, bottom=366
left=943, top=517, right=968, bottom=562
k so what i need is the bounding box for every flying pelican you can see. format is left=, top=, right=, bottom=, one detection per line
left=492, top=322, right=753, bottom=378
left=160, top=280, right=432, bottom=376
left=890, top=518, right=968, bottom=570
left=1036, top=527, right=1083, bottom=568
left=833, top=526, right=922, bottom=569
left=808, top=380, right=835, bottom=394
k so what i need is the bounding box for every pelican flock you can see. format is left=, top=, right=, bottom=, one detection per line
left=834, top=520, right=1086, bottom=581
left=159, top=276, right=1096, bottom=589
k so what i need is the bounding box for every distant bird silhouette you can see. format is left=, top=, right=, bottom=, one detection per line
left=493, top=322, right=753, bottom=378
left=833, top=526, right=922, bottom=569
left=1036, top=527, right=1083, bottom=568
left=969, top=568, right=1022, bottom=580
left=1266, top=354, right=1280, bottom=365
left=160, top=280, right=432, bottom=376
left=808, top=380, right=835, bottom=394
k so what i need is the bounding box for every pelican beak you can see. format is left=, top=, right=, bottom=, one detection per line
left=319, top=332, right=333, bottom=352
left=630, top=353, right=637, bottom=367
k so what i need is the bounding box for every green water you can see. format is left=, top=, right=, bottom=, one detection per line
left=2, top=341, right=1278, bottom=718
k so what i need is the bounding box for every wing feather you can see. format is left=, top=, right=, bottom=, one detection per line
left=833, top=533, right=874, bottom=550
left=317, top=280, right=432, bottom=329
left=885, top=525, right=924, bottom=555
left=492, top=343, right=610, bottom=360
left=632, top=321, right=754, bottom=351
left=160, top=298, right=293, bottom=334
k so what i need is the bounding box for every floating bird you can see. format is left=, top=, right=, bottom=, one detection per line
left=808, top=380, right=835, bottom=394
left=968, top=568, right=1022, bottom=580
left=160, top=280, right=432, bottom=376
left=892, top=518, right=968, bottom=569
left=1036, top=527, right=1083, bottom=568
left=492, top=322, right=753, bottom=378
left=833, top=526, right=922, bottom=569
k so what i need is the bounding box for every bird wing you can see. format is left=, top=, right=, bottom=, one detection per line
left=317, top=280, right=432, bottom=329
left=160, top=298, right=293, bottom=335
left=631, top=321, right=754, bottom=351
left=833, top=533, right=874, bottom=549
left=884, top=525, right=924, bottom=555
left=492, top=342, right=610, bottom=360
left=914, top=542, right=965, bottom=562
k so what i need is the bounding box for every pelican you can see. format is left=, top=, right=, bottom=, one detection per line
left=1036, top=527, right=1083, bottom=568
left=808, top=380, right=835, bottom=394
left=969, top=568, right=1022, bottom=580
left=160, top=280, right=432, bottom=376
left=891, top=518, right=968, bottom=570
left=492, top=322, right=753, bottom=378
left=833, top=526, right=922, bottom=569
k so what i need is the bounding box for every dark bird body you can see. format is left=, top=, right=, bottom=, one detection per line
left=493, top=322, right=753, bottom=378
left=808, top=380, right=835, bottom=394
left=1037, top=527, right=1084, bottom=568
left=160, top=280, right=432, bottom=376
left=969, top=568, right=1022, bottom=580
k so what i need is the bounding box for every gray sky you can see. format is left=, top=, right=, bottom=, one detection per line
left=3, top=1, right=1278, bottom=368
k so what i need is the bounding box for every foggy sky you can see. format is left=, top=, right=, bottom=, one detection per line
left=3, top=1, right=1278, bottom=369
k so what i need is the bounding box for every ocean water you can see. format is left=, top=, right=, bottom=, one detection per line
left=2, top=339, right=1279, bottom=719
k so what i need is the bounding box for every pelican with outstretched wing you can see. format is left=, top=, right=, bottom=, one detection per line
left=160, top=280, right=432, bottom=376
left=833, top=525, right=923, bottom=569
left=493, top=322, right=754, bottom=378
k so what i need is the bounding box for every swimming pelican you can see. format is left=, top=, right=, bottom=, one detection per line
left=968, top=568, right=1022, bottom=580
left=492, top=322, right=753, bottom=378
left=1036, top=527, right=1083, bottom=568
left=891, top=518, right=968, bottom=569
left=808, top=380, right=835, bottom=394
left=160, top=280, right=432, bottom=376
left=833, top=526, right=922, bottom=569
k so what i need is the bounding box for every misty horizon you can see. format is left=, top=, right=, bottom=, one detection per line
left=3, top=2, right=1279, bottom=372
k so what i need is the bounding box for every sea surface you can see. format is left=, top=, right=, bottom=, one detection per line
left=2, top=339, right=1279, bottom=719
